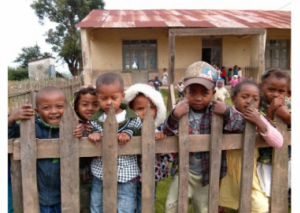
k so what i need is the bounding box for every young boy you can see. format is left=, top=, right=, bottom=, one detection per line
left=163, top=61, right=245, bottom=213
left=88, top=73, right=142, bottom=213
left=8, top=86, right=66, bottom=213
left=148, top=76, right=162, bottom=91
left=177, top=80, right=184, bottom=98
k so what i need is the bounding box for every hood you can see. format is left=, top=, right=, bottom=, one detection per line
left=124, top=83, right=166, bottom=128
left=216, top=79, right=224, bottom=89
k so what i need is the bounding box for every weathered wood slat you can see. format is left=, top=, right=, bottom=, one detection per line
left=170, top=84, right=176, bottom=109
left=20, top=115, right=39, bottom=213
left=60, top=102, right=80, bottom=213
left=10, top=154, right=23, bottom=213
left=270, top=116, right=289, bottom=213
left=11, top=132, right=291, bottom=160
left=208, top=113, right=223, bottom=213
left=8, top=139, right=13, bottom=153
left=141, top=105, right=156, bottom=213
left=102, top=104, right=118, bottom=213
left=177, top=114, right=189, bottom=213
left=238, top=100, right=256, bottom=213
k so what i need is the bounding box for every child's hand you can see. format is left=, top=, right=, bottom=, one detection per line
left=269, top=97, right=285, bottom=112
left=243, top=108, right=261, bottom=125
left=274, top=105, right=291, bottom=125
left=8, top=104, right=35, bottom=125
left=84, top=123, right=94, bottom=135
left=155, top=131, right=167, bottom=141
left=173, top=99, right=189, bottom=119
left=73, top=124, right=83, bottom=138
left=88, top=132, right=102, bottom=146
left=118, top=133, right=131, bottom=148
left=212, top=98, right=227, bottom=115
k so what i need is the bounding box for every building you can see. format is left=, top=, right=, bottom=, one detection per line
left=28, top=57, right=56, bottom=80
left=76, top=10, right=291, bottom=86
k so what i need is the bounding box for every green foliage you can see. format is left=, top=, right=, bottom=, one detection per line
left=8, top=67, right=29, bottom=81
left=14, top=44, right=52, bottom=68
left=31, top=0, right=105, bottom=76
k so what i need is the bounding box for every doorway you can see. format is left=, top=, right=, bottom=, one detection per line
left=202, top=39, right=222, bottom=67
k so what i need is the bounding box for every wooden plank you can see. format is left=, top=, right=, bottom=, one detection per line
left=170, top=84, right=176, bottom=109
left=60, top=102, right=80, bottom=213
left=141, top=105, right=156, bottom=213
left=10, top=154, right=23, bottom=213
left=171, top=28, right=266, bottom=37
left=11, top=132, right=291, bottom=160
left=208, top=113, right=223, bottom=213
left=102, top=104, right=118, bottom=213
left=168, top=31, right=175, bottom=84
left=270, top=116, right=289, bottom=213
left=20, top=115, right=39, bottom=212
left=238, top=100, right=256, bottom=213
left=177, top=114, right=189, bottom=213
left=8, top=139, right=13, bottom=153
left=257, top=30, right=266, bottom=83
left=30, top=79, right=36, bottom=109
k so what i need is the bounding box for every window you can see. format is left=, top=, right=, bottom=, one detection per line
left=122, top=40, right=157, bottom=71
left=202, top=38, right=222, bottom=68
left=265, top=39, right=290, bottom=69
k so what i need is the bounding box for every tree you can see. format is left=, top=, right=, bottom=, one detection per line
left=14, top=44, right=52, bottom=68
left=31, top=0, right=105, bottom=76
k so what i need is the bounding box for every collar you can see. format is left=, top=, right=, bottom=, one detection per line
left=40, top=117, right=60, bottom=129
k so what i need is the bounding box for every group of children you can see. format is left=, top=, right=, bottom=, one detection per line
left=8, top=61, right=291, bottom=213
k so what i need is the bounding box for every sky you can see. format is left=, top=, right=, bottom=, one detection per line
left=2, top=0, right=292, bottom=74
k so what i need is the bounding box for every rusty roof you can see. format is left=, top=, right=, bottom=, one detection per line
left=76, top=9, right=290, bottom=29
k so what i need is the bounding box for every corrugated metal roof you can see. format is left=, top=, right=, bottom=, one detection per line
left=76, top=9, right=290, bottom=29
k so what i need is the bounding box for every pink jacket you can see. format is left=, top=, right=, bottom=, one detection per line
left=230, top=79, right=239, bottom=87
left=233, top=106, right=283, bottom=148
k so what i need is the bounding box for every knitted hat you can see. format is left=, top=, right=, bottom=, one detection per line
left=183, top=61, right=217, bottom=90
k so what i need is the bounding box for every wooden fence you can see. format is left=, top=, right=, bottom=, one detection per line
left=8, top=84, right=290, bottom=213
left=8, top=76, right=83, bottom=114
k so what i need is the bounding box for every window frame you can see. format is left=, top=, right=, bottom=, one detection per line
left=265, top=39, right=290, bottom=70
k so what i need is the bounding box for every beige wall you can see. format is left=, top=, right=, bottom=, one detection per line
left=84, top=28, right=291, bottom=86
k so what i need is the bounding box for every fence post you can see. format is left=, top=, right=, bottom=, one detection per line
left=208, top=113, right=223, bottom=213
left=30, top=79, right=36, bottom=109
left=178, top=113, right=189, bottom=213
left=238, top=100, right=256, bottom=213
left=141, top=105, right=156, bottom=213
left=270, top=116, right=289, bottom=213
left=20, top=113, right=39, bottom=212
left=10, top=153, right=23, bottom=213
left=102, top=103, right=118, bottom=212
left=60, top=102, right=80, bottom=213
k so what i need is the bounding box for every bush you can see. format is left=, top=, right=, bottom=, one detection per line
left=8, top=67, right=28, bottom=81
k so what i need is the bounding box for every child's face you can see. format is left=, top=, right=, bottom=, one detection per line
left=261, top=76, right=288, bottom=104
left=217, top=81, right=223, bottom=88
left=233, top=77, right=237, bottom=80
left=76, top=93, right=100, bottom=121
left=131, top=95, right=157, bottom=122
left=184, top=84, right=214, bottom=111
left=35, top=92, right=66, bottom=126
left=97, top=84, right=124, bottom=114
left=232, top=84, right=260, bottom=114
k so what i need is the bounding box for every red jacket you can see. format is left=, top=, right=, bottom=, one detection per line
left=221, top=69, right=227, bottom=77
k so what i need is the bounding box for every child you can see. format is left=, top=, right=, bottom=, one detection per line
left=8, top=86, right=67, bottom=213
left=230, top=75, right=239, bottom=88
left=233, top=65, right=238, bottom=76
left=228, top=68, right=233, bottom=82
left=221, top=66, right=227, bottom=85
left=72, top=85, right=100, bottom=213
left=88, top=73, right=142, bottom=213
left=148, top=76, right=162, bottom=91
left=163, top=61, right=245, bottom=213
left=219, top=80, right=283, bottom=213
left=238, top=67, right=243, bottom=82
left=256, top=69, right=291, bottom=199
left=213, top=80, right=230, bottom=102
left=177, top=80, right=184, bottom=98
left=124, top=83, right=175, bottom=213
left=162, top=68, right=168, bottom=85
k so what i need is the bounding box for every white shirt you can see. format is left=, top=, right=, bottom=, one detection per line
left=238, top=70, right=242, bottom=77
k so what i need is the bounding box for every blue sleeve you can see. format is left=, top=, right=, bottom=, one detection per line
left=8, top=122, right=20, bottom=139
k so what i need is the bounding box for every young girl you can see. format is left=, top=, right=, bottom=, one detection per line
left=213, top=80, right=230, bottom=102
left=256, top=69, right=291, bottom=199
left=72, top=85, right=100, bottom=213
left=219, top=80, right=283, bottom=213
left=238, top=67, right=243, bottom=82
left=228, top=68, right=233, bottom=82
left=124, top=83, right=174, bottom=213
left=162, top=68, right=168, bottom=85
left=230, top=75, right=239, bottom=88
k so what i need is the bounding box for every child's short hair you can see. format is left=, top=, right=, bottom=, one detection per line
left=163, top=68, right=167, bottom=71
left=36, top=86, right=66, bottom=107
left=221, top=66, right=225, bottom=69
left=228, top=68, right=232, bottom=71
left=73, top=85, right=97, bottom=117
left=95, top=73, right=124, bottom=92
left=261, top=69, right=291, bottom=89
left=232, top=80, right=258, bottom=97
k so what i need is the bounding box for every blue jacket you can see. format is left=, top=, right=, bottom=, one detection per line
left=8, top=116, right=61, bottom=206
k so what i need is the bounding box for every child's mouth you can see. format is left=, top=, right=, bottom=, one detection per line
left=49, top=116, right=60, bottom=120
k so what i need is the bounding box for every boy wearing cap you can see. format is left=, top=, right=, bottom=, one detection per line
left=164, top=61, right=245, bottom=213
left=176, top=80, right=184, bottom=98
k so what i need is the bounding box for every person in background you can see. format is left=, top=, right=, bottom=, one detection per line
left=230, top=75, right=239, bottom=89
left=213, top=80, right=230, bottom=102
left=228, top=68, right=233, bottom=83
left=233, top=65, right=238, bottom=76
left=221, top=66, right=227, bottom=85
left=177, top=80, right=184, bottom=98
left=149, top=76, right=162, bottom=91
left=238, top=67, right=243, bottom=82
left=162, top=68, right=168, bottom=86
